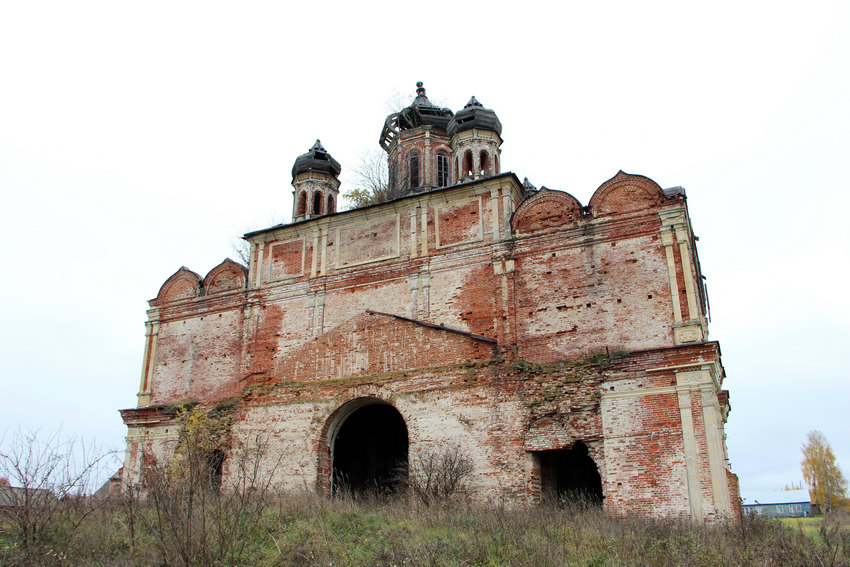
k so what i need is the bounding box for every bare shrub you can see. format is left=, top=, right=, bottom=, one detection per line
left=135, top=407, right=280, bottom=566
left=398, top=446, right=474, bottom=506
left=0, top=428, right=115, bottom=554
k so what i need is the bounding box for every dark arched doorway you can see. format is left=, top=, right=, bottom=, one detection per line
left=332, top=402, right=408, bottom=496
left=535, top=442, right=603, bottom=505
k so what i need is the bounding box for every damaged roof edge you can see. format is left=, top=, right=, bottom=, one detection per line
left=243, top=172, right=523, bottom=239
left=365, top=309, right=498, bottom=344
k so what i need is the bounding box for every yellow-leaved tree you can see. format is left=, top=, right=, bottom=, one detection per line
left=801, top=430, right=847, bottom=514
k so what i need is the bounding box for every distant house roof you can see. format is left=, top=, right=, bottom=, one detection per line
left=741, top=488, right=810, bottom=506
left=0, top=486, right=57, bottom=507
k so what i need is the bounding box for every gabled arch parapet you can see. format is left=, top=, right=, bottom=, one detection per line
left=152, top=267, right=201, bottom=305
left=203, top=258, right=248, bottom=295
left=588, top=171, right=666, bottom=217
left=512, top=187, right=583, bottom=236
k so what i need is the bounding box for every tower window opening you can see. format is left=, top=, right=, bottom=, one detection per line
left=313, top=192, right=324, bottom=215
left=479, top=151, right=490, bottom=176
left=327, top=194, right=336, bottom=214
left=297, top=192, right=307, bottom=217
left=437, top=152, right=449, bottom=187
left=463, top=151, right=473, bottom=178
left=408, top=151, right=420, bottom=190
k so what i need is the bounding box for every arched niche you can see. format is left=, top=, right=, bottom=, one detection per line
left=153, top=267, right=201, bottom=305
left=203, top=258, right=247, bottom=295
left=512, top=188, right=583, bottom=236
left=588, top=171, right=666, bottom=217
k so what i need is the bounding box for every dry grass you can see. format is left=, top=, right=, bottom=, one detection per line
left=4, top=493, right=849, bottom=566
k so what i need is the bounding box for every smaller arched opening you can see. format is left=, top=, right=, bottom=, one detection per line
left=463, top=150, right=474, bottom=178
left=313, top=192, right=324, bottom=216
left=533, top=442, right=602, bottom=506
left=479, top=150, right=490, bottom=176
left=297, top=191, right=307, bottom=217
left=327, top=194, right=336, bottom=214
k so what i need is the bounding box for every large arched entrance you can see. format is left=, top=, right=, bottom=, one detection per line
left=534, top=441, right=603, bottom=505
left=329, top=400, right=408, bottom=497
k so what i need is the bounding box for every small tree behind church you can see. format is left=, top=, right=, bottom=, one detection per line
left=801, top=430, right=848, bottom=514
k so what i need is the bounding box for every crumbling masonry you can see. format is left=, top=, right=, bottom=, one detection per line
left=121, top=83, right=741, bottom=521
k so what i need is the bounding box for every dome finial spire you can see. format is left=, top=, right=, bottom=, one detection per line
left=414, top=81, right=430, bottom=106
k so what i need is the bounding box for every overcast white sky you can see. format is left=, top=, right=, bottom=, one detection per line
left=1, top=1, right=848, bottom=494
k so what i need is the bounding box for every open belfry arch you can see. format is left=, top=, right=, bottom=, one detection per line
left=121, top=83, right=740, bottom=521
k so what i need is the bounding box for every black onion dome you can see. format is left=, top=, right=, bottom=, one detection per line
left=291, top=140, right=341, bottom=179
left=379, top=82, right=454, bottom=149
left=447, top=96, right=502, bottom=137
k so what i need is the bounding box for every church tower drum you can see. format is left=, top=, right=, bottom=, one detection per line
left=379, top=82, right=454, bottom=196
left=291, top=140, right=341, bottom=222
left=447, top=96, right=503, bottom=182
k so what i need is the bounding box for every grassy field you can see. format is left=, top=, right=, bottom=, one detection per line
left=2, top=495, right=849, bottom=567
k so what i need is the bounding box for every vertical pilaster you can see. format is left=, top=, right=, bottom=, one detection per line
left=137, top=319, right=160, bottom=407
left=319, top=228, right=328, bottom=276
left=490, top=189, right=501, bottom=240
left=420, top=206, right=428, bottom=256
left=502, top=191, right=513, bottom=235
left=675, top=226, right=699, bottom=321
left=409, top=209, right=418, bottom=258
left=254, top=242, right=264, bottom=288
left=315, top=292, right=325, bottom=335
left=701, top=386, right=732, bottom=516
left=676, top=383, right=703, bottom=520
left=409, top=275, right=419, bottom=317
left=310, top=231, right=319, bottom=277
left=661, top=228, right=683, bottom=324
left=421, top=272, right=430, bottom=318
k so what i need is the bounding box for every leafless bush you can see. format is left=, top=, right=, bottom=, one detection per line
left=0, top=428, right=115, bottom=554
left=398, top=446, right=474, bottom=506
left=134, top=408, right=281, bottom=566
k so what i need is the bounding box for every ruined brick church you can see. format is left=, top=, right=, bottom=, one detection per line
left=121, top=83, right=741, bottom=521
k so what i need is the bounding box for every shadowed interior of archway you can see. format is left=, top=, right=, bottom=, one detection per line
left=535, top=441, right=603, bottom=505
left=332, top=403, right=408, bottom=496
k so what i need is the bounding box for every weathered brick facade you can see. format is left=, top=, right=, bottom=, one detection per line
left=121, top=85, right=740, bottom=521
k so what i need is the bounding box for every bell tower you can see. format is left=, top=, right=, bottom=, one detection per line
left=379, top=82, right=454, bottom=196
left=448, top=96, right=503, bottom=182
left=291, top=140, right=341, bottom=222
